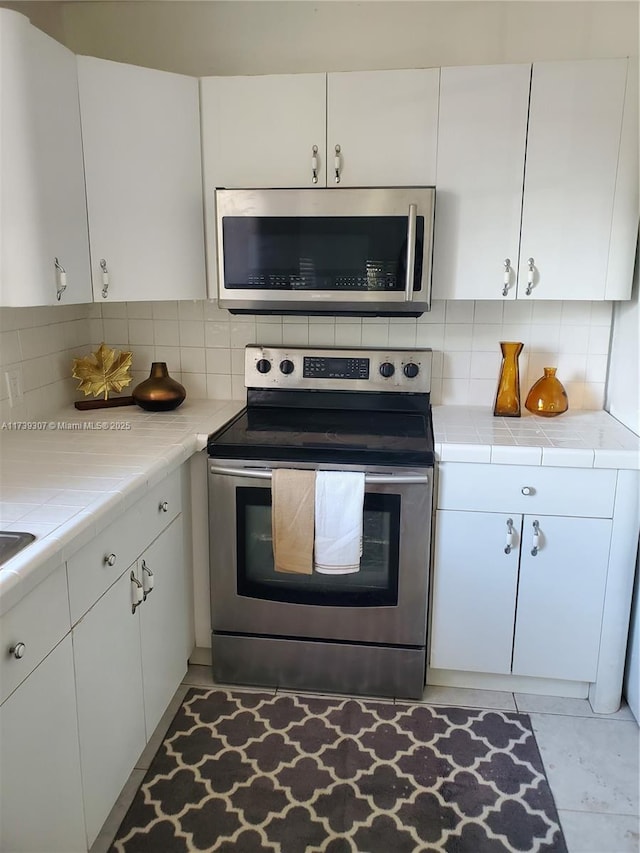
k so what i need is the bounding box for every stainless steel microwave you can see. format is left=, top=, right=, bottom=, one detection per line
left=214, top=187, right=435, bottom=316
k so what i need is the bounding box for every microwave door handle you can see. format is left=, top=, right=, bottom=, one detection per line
left=209, top=464, right=429, bottom=485
left=404, top=203, right=417, bottom=302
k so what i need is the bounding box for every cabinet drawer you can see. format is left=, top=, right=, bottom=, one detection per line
left=0, top=564, right=70, bottom=704
left=137, top=467, right=182, bottom=548
left=437, top=463, right=617, bottom=518
left=67, top=468, right=183, bottom=624
left=67, top=506, right=141, bottom=624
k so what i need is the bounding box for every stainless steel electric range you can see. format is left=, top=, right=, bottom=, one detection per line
left=207, top=345, right=435, bottom=699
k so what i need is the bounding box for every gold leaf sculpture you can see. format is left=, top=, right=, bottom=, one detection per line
left=72, top=342, right=133, bottom=400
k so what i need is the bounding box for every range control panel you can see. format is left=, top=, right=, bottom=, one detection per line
left=245, top=346, right=432, bottom=393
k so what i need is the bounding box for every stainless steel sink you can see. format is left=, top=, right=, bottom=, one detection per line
left=0, top=531, right=36, bottom=566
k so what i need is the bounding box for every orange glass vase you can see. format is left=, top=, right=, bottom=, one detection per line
left=525, top=367, right=568, bottom=417
left=493, top=342, right=524, bottom=417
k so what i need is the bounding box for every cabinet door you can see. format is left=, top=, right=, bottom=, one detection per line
left=430, top=510, right=521, bottom=674
left=327, top=68, right=439, bottom=188
left=518, top=59, right=629, bottom=300
left=138, top=515, right=190, bottom=737
left=0, top=636, right=86, bottom=853
left=0, top=10, right=91, bottom=307
left=512, top=515, right=612, bottom=681
left=78, top=56, right=206, bottom=302
left=200, top=73, right=327, bottom=189
left=431, top=64, right=530, bottom=301
left=73, top=568, right=146, bottom=847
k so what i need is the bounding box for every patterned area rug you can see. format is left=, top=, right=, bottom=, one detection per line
left=110, top=687, right=567, bottom=853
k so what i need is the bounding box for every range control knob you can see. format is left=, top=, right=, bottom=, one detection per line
left=280, top=359, right=294, bottom=375
left=379, top=362, right=395, bottom=378
left=403, top=362, right=419, bottom=379
left=256, top=359, right=272, bottom=374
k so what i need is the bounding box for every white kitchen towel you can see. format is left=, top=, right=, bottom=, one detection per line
left=314, top=471, right=365, bottom=574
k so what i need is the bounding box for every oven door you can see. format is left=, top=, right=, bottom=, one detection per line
left=215, top=187, right=435, bottom=315
left=208, top=459, right=433, bottom=647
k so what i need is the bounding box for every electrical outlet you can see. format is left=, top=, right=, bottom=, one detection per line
left=5, top=368, right=23, bottom=408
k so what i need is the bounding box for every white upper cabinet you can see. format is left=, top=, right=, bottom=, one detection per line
left=326, top=69, right=439, bottom=188
left=77, top=56, right=206, bottom=302
left=520, top=58, right=634, bottom=300
left=0, top=10, right=92, bottom=307
left=432, top=64, right=531, bottom=301
left=433, top=58, right=637, bottom=302
left=200, top=73, right=327, bottom=189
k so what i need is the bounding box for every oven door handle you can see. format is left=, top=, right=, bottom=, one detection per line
left=209, top=464, right=429, bottom=485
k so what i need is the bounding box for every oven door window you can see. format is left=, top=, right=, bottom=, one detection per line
left=222, top=216, right=424, bottom=293
left=236, top=488, right=400, bottom=606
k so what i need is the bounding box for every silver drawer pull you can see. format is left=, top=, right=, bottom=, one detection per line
left=209, top=464, right=429, bottom=485
left=531, top=520, right=541, bottom=556
left=142, top=560, right=154, bottom=600
left=521, top=486, right=535, bottom=496
left=9, top=643, right=26, bottom=660
left=504, top=518, right=515, bottom=554
left=159, top=500, right=169, bottom=513
left=105, top=553, right=117, bottom=567
left=502, top=259, right=511, bottom=296
left=526, top=257, right=535, bottom=295
left=131, top=571, right=144, bottom=613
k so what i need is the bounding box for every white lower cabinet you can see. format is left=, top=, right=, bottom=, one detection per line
left=511, top=515, right=612, bottom=681
left=73, top=513, right=189, bottom=847
left=138, top=515, right=190, bottom=738
left=430, top=463, right=617, bottom=686
left=430, top=510, right=520, bottom=675
left=430, top=509, right=612, bottom=681
left=0, top=636, right=86, bottom=852
left=73, top=568, right=147, bottom=847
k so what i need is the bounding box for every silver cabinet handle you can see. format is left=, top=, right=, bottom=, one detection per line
left=504, top=518, right=515, bottom=554
left=502, top=259, right=511, bottom=296
left=404, top=204, right=417, bottom=303
left=131, top=571, right=144, bottom=613
left=334, top=144, right=341, bottom=183
left=159, top=500, right=169, bottom=513
left=209, top=464, right=428, bottom=485
left=9, top=643, right=26, bottom=660
left=105, top=553, right=117, bottom=567
left=521, top=487, right=535, bottom=496
left=100, top=259, right=110, bottom=298
left=141, top=559, right=154, bottom=600
left=531, top=520, right=540, bottom=556
left=54, top=258, right=67, bottom=301
left=311, top=145, right=319, bottom=184
left=525, top=258, right=535, bottom=295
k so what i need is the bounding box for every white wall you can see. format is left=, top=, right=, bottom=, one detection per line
left=2, top=1, right=638, bottom=76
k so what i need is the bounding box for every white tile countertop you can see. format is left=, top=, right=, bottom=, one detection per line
left=0, top=398, right=243, bottom=614
left=0, top=400, right=638, bottom=614
left=433, top=406, right=640, bottom=469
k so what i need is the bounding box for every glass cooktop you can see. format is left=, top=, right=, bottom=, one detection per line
left=208, top=405, right=435, bottom=467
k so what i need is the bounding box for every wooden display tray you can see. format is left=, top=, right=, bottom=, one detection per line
left=74, top=396, right=136, bottom=411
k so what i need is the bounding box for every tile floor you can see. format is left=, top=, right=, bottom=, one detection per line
left=91, top=665, right=640, bottom=853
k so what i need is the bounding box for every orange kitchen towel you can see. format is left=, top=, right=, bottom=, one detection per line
left=271, top=468, right=316, bottom=574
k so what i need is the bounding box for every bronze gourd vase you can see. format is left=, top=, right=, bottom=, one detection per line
left=132, top=362, right=186, bottom=412
left=493, top=342, right=524, bottom=417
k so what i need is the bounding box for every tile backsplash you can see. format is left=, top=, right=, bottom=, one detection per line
left=0, top=299, right=612, bottom=421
